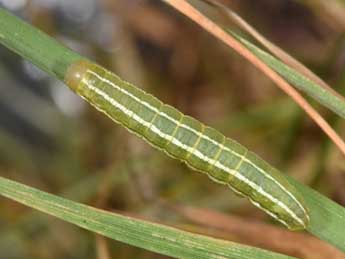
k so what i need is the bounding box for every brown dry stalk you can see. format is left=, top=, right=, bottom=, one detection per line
left=95, top=235, right=112, bottom=259
left=204, top=0, right=345, bottom=102
left=163, top=0, right=345, bottom=156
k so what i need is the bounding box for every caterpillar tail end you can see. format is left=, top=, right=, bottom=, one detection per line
left=287, top=212, right=310, bottom=231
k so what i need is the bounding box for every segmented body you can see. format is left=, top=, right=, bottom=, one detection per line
left=65, top=60, right=309, bottom=230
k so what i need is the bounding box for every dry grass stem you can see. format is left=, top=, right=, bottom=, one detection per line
left=163, top=0, right=345, bottom=157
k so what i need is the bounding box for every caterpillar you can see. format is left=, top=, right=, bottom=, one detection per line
left=65, top=60, right=310, bottom=231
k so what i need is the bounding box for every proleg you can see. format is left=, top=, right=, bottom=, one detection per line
left=64, top=60, right=310, bottom=231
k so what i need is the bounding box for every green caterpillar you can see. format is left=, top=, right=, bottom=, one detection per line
left=65, top=60, right=310, bottom=230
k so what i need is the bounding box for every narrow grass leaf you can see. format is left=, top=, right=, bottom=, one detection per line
left=287, top=176, right=345, bottom=252
left=0, top=176, right=297, bottom=259
left=231, top=31, right=345, bottom=252
left=202, top=0, right=343, bottom=100
left=164, top=0, right=345, bottom=156
left=229, top=31, right=345, bottom=119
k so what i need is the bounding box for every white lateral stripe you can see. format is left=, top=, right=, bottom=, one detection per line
left=250, top=199, right=290, bottom=228
left=82, top=79, right=306, bottom=227
left=88, top=70, right=307, bottom=216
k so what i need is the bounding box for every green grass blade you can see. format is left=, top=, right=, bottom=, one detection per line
left=203, top=0, right=338, bottom=98
left=228, top=29, right=345, bottom=253
left=0, top=8, right=81, bottom=80
left=288, top=177, right=345, bottom=251
left=230, top=31, right=345, bottom=119
left=0, top=176, right=296, bottom=259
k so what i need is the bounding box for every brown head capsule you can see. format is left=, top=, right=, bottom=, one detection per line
left=64, top=60, right=90, bottom=92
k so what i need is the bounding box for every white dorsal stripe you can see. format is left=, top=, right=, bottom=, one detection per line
left=88, top=70, right=307, bottom=217
left=82, top=78, right=306, bottom=228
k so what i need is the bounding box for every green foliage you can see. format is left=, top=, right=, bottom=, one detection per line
left=0, top=8, right=81, bottom=80
left=0, top=176, right=296, bottom=259
left=232, top=32, right=345, bottom=119
left=287, top=177, right=345, bottom=251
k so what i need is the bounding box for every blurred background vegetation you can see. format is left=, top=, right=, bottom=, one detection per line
left=0, top=0, right=345, bottom=258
